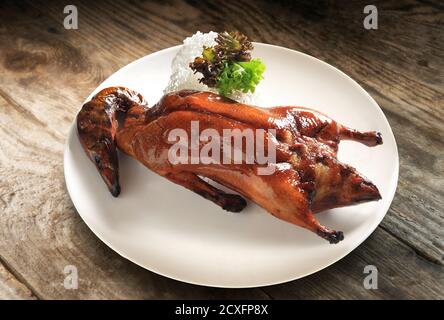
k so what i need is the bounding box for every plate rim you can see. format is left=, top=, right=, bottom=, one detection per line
left=64, top=42, right=399, bottom=288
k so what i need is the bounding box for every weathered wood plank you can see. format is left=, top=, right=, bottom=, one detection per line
left=368, top=92, right=444, bottom=264
left=0, top=261, right=36, bottom=299
left=0, top=0, right=442, bottom=299
left=261, top=228, right=444, bottom=299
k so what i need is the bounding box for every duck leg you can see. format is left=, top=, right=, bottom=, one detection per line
left=338, top=126, right=382, bottom=147
left=164, top=171, right=247, bottom=213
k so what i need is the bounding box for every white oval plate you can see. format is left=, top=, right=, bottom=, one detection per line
left=64, top=43, right=398, bottom=288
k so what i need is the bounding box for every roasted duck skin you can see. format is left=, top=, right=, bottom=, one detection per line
left=77, top=87, right=382, bottom=243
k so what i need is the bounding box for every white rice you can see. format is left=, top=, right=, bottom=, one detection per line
left=164, top=31, right=257, bottom=104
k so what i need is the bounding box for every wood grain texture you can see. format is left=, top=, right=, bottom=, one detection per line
left=0, top=0, right=442, bottom=299
left=0, top=261, right=36, bottom=299
left=264, top=228, right=444, bottom=299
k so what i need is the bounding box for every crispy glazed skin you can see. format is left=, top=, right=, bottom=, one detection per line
left=77, top=87, right=383, bottom=243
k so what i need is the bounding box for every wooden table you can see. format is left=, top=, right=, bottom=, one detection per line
left=0, top=0, right=442, bottom=299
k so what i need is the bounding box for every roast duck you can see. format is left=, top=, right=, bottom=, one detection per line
left=77, top=87, right=382, bottom=243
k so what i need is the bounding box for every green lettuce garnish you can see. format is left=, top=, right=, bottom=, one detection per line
left=217, top=59, right=265, bottom=96
left=189, top=31, right=265, bottom=97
